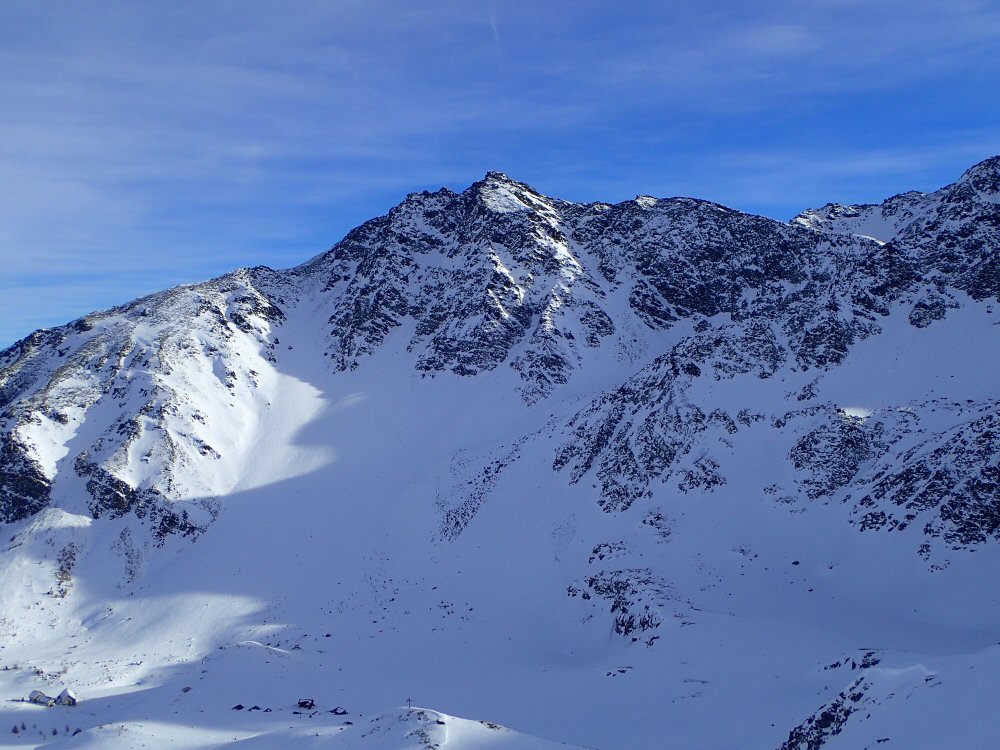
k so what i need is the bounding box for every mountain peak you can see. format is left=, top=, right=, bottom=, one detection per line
left=468, top=171, right=549, bottom=214
left=474, top=170, right=536, bottom=193
left=483, top=169, right=516, bottom=183
left=956, top=154, right=1000, bottom=195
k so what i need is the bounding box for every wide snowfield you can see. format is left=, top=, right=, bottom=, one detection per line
left=2, top=290, right=998, bottom=750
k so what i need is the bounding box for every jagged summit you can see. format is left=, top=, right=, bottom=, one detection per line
left=465, top=170, right=556, bottom=215
left=957, top=153, right=1000, bottom=185
left=481, top=169, right=519, bottom=183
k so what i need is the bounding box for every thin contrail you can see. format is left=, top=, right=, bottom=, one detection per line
left=489, top=1, right=503, bottom=57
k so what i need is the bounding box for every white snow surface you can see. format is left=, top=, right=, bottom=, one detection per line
left=1, top=162, right=1000, bottom=749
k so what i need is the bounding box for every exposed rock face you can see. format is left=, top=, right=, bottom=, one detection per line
left=0, top=432, right=50, bottom=522
left=0, top=156, right=998, bottom=589
left=793, top=155, right=1000, bottom=301
left=851, top=402, right=1000, bottom=549
left=0, top=268, right=286, bottom=529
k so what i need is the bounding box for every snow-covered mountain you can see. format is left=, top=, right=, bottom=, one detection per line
left=1, top=157, right=998, bottom=749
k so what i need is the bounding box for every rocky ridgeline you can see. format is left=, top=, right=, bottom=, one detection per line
left=1, top=158, right=998, bottom=587
left=0, top=268, right=288, bottom=527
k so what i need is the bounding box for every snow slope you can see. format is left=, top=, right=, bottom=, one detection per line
left=1, top=157, right=999, bottom=749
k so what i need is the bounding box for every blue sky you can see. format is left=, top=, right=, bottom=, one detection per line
left=2, top=1, right=999, bottom=347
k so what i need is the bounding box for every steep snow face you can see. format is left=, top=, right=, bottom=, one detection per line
left=0, top=157, right=999, bottom=750
left=0, top=268, right=291, bottom=530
